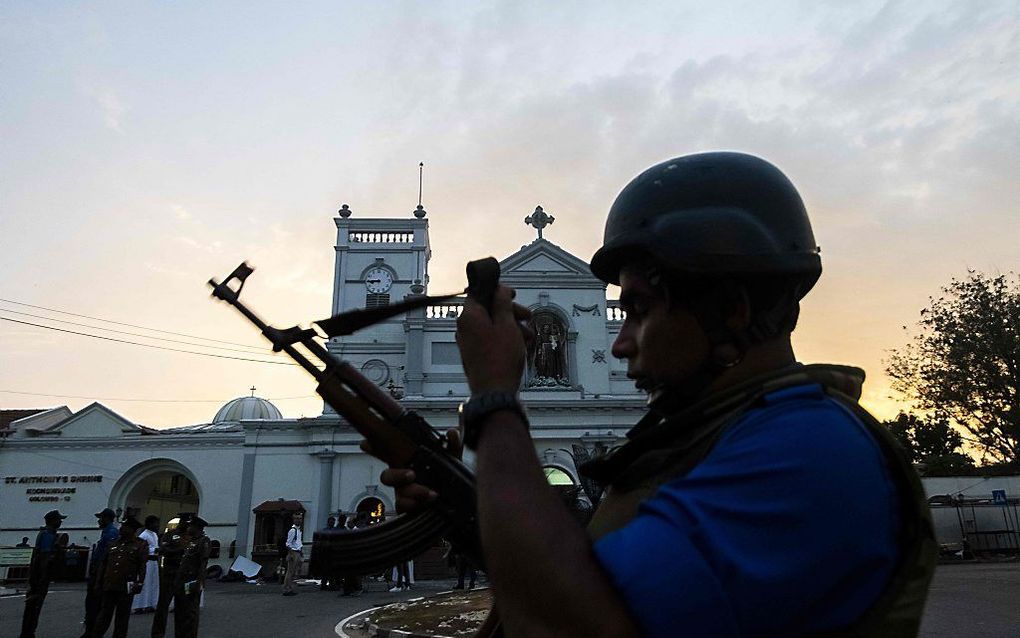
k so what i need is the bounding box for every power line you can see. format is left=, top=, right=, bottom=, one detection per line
left=1, top=308, right=273, bottom=356
left=0, top=389, right=317, bottom=403
left=0, top=297, right=267, bottom=350
left=0, top=317, right=298, bottom=366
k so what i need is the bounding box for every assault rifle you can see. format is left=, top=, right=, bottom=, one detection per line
left=208, top=258, right=500, bottom=576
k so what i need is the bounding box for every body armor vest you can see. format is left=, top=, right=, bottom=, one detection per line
left=581, top=364, right=936, bottom=637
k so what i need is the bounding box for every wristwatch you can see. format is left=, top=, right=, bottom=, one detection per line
left=459, top=391, right=528, bottom=450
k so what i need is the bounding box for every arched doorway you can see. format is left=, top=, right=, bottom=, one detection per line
left=355, top=497, right=386, bottom=526
left=110, top=460, right=201, bottom=533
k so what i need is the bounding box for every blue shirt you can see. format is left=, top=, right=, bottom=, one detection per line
left=35, top=528, right=57, bottom=553
left=89, top=522, right=120, bottom=576
left=593, top=383, right=900, bottom=638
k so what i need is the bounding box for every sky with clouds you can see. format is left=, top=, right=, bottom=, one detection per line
left=1, top=0, right=1018, bottom=427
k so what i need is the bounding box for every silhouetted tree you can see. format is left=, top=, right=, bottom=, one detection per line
left=883, top=412, right=976, bottom=476
left=887, top=272, right=1020, bottom=465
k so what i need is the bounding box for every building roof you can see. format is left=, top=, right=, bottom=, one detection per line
left=0, top=409, right=47, bottom=434
left=212, top=396, right=283, bottom=423
left=164, top=421, right=243, bottom=433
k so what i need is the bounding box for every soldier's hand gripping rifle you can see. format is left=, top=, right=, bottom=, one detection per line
left=208, top=258, right=501, bottom=576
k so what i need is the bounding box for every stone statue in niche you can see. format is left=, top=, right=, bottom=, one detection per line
left=528, top=313, right=570, bottom=387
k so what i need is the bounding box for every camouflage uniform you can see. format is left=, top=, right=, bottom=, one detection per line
left=150, top=527, right=189, bottom=638
left=90, top=534, right=148, bottom=638
left=172, top=534, right=210, bottom=638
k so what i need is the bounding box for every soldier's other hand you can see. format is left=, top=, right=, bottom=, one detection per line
left=457, top=285, right=533, bottom=395
left=380, top=467, right=437, bottom=513
left=364, top=429, right=463, bottom=514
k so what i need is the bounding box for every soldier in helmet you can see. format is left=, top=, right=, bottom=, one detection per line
left=381, top=152, right=935, bottom=637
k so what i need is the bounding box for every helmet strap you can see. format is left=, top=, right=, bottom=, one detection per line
left=688, top=282, right=752, bottom=369
left=746, top=284, right=800, bottom=343
left=648, top=284, right=751, bottom=414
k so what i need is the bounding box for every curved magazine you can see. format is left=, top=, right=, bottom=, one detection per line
left=309, top=509, right=451, bottom=576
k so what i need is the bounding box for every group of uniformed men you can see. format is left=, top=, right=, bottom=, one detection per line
left=18, top=507, right=210, bottom=638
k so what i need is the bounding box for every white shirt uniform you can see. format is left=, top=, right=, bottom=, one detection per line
left=286, top=526, right=302, bottom=552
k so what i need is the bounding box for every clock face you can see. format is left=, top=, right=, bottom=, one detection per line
left=364, top=267, right=393, bottom=294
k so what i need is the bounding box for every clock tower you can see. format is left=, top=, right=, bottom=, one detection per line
left=324, top=203, right=431, bottom=410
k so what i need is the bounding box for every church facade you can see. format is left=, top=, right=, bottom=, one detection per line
left=0, top=204, right=645, bottom=569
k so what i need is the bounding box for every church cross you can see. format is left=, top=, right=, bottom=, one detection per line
left=250, top=386, right=257, bottom=397
left=525, top=206, right=554, bottom=239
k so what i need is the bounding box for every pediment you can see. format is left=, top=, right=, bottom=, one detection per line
left=500, top=239, right=597, bottom=280
left=513, top=254, right=574, bottom=273
left=42, top=402, right=145, bottom=438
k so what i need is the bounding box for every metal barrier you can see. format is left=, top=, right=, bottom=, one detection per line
left=930, top=496, right=1020, bottom=556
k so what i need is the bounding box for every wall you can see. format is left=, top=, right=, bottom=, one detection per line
left=0, top=436, right=244, bottom=568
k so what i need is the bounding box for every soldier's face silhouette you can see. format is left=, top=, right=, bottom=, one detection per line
left=612, top=267, right=709, bottom=393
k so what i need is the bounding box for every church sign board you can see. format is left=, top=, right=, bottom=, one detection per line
left=3, top=475, right=103, bottom=503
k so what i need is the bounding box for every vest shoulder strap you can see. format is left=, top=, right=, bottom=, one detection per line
left=818, top=391, right=937, bottom=638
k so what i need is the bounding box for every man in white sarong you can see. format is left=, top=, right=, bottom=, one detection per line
left=131, top=515, right=160, bottom=613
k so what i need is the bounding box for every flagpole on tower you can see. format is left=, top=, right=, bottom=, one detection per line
left=413, top=162, right=427, bottom=220
left=418, top=162, right=424, bottom=207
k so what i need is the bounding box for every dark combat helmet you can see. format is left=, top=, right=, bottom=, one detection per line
left=590, top=151, right=821, bottom=294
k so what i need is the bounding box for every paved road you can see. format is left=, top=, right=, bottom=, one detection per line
left=920, top=562, right=1020, bottom=637
left=2, top=563, right=1017, bottom=637
left=0, top=578, right=457, bottom=638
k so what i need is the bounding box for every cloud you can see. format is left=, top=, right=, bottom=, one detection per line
left=3, top=1, right=1017, bottom=425
left=143, top=262, right=193, bottom=280
left=173, top=236, right=222, bottom=254
left=334, top=0, right=1017, bottom=419
left=95, top=90, right=127, bottom=133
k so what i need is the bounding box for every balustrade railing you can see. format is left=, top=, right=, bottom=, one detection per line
left=606, top=302, right=626, bottom=322
left=348, top=231, right=414, bottom=243
left=426, top=303, right=464, bottom=319
left=425, top=300, right=624, bottom=322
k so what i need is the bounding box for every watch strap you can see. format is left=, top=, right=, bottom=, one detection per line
left=460, top=391, right=528, bottom=450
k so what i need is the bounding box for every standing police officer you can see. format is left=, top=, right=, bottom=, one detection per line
left=81, top=508, right=120, bottom=638
left=19, top=509, right=68, bottom=638
left=173, top=515, right=210, bottom=638
left=89, top=517, right=148, bottom=638
left=383, top=152, right=936, bottom=637
left=150, top=514, right=191, bottom=638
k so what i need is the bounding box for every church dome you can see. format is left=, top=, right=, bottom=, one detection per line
left=212, top=396, right=283, bottom=423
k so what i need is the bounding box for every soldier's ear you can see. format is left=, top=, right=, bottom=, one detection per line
left=722, top=285, right=752, bottom=332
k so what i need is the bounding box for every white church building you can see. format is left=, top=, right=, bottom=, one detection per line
left=0, top=204, right=646, bottom=570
